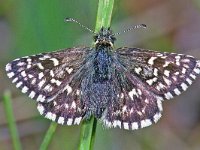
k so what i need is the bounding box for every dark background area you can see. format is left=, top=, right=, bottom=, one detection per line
left=0, top=0, right=200, bottom=149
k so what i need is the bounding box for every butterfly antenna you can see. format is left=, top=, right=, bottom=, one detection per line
left=65, top=18, right=95, bottom=34
left=113, top=24, right=147, bottom=36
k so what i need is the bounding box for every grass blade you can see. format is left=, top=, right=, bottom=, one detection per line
left=3, top=90, right=22, bottom=150
left=39, top=122, right=57, bottom=150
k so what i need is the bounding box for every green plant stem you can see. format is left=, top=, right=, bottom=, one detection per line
left=78, top=0, right=115, bottom=150
left=95, top=0, right=115, bottom=31
left=39, top=122, right=57, bottom=150
left=78, top=116, right=97, bottom=150
left=3, top=90, right=22, bottom=150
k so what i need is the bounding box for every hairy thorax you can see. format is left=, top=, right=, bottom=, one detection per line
left=81, top=45, right=117, bottom=119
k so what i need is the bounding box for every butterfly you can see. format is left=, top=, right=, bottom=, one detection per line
left=5, top=18, right=200, bottom=130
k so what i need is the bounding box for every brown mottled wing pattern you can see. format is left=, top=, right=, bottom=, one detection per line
left=101, top=47, right=200, bottom=130
left=6, top=47, right=91, bottom=125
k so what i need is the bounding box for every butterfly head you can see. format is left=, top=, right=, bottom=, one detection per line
left=94, top=27, right=116, bottom=47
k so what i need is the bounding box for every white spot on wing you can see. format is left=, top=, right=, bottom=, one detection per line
left=163, top=77, right=171, bottom=85
left=194, top=68, right=200, bottom=74
left=137, top=89, right=142, bottom=95
left=27, top=64, right=31, bottom=69
left=156, top=83, right=165, bottom=91
left=21, top=71, right=26, bottom=77
left=66, top=84, right=72, bottom=94
left=74, top=117, right=82, bottom=125
left=27, top=58, right=32, bottom=62
left=21, top=86, right=28, bottom=93
left=51, top=78, right=61, bottom=86
left=37, top=63, right=44, bottom=69
left=122, top=105, right=127, bottom=113
left=190, top=74, right=196, bottom=79
left=37, top=104, right=44, bottom=115
left=164, top=92, right=173, bottom=99
left=164, top=70, right=170, bottom=77
left=16, top=81, right=23, bottom=88
left=113, top=120, right=121, bottom=128
left=148, top=57, right=157, bottom=65
left=44, top=84, right=53, bottom=92
left=129, top=88, right=138, bottom=99
left=51, top=113, right=56, bottom=121
left=28, top=74, right=34, bottom=78
left=37, top=94, right=46, bottom=102
left=146, top=77, right=157, bottom=85
left=157, top=100, right=163, bottom=111
left=131, top=122, right=139, bottom=130
left=50, top=70, right=55, bottom=77
left=182, top=68, right=187, bottom=74
left=5, top=63, right=11, bottom=71
left=141, top=119, right=152, bottom=128
left=38, top=72, right=44, bottom=79
left=71, top=101, right=76, bottom=109
left=134, top=67, right=142, bottom=74
left=17, top=62, right=25, bottom=66
left=123, top=122, right=129, bottom=130
left=174, top=88, right=181, bottom=95
left=163, top=61, right=170, bottom=67
left=12, top=77, right=18, bottom=83
left=50, top=58, right=59, bottom=66
left=58, top=117, right=65, bottom=124
left=67, top=118, right=73, bottom=125
left=153, top=68, right=158, bottom=76
left=31, top=78, right=36, bottom=84
left=45, top=112, right=53, bottom=120
left=153, top=113, right=162, bottom=123
left=181, top=83, right=188, bottom=91
left=66, top=67, right=73, bottom=74
left=175, top=55, right=181, bottom=61
left=29, top=91, right=36, bottom=98
left=7, top=72, right=15, bottom=78
left=186, top=78, right=192, bottom=85
left=38, top=79, right=46, bottom=88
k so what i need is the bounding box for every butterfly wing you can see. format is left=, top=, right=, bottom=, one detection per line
left=6, top=47, right=91, bottom=102
left=6, top=47, right=93, bottom=125
left=101, top=47, right=200, bottom=130
left=101, top=64, right=163, bottom=130
left=37, top=79, right=85, bottom=125
left=115, top=47, right=200, bottom=100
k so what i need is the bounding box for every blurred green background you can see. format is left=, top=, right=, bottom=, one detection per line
left=1, top=0, right=200, bottom=150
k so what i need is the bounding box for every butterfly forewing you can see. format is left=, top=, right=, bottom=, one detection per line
left=116, top=48, right=200, bottom=100
left=6, top=47, right=90, bottom=102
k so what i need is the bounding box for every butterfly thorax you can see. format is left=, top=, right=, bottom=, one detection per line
left=93, top=45, right=113, bottom=82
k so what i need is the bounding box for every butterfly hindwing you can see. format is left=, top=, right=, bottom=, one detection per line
left=37, top=82, right=85, bottom=125
left=101, top=63, right=163, bottom=130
